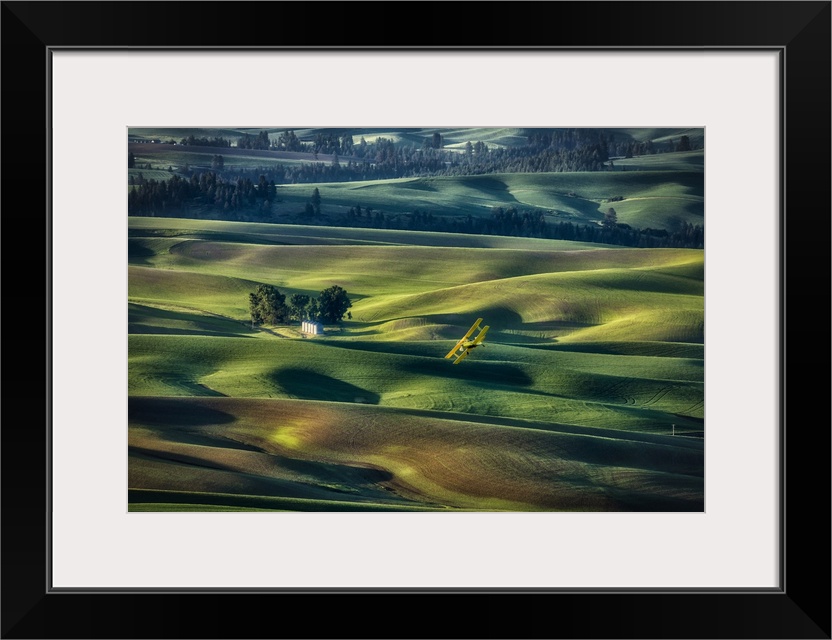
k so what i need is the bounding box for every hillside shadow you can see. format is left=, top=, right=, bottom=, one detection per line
left=551, top=194, right=605, bottom=221
left=314, top=339, right=440, bottom=359
left=402, top=359, right=533, bottom=388
left=128, top=239, right=155, bottom=266
left=307, top=335, right=534, bottom=389
left=129, top=397, right=236, bottom=426
left=469, top=175, right=512, bottom=195
left=271, top=368, right=380, bottom=404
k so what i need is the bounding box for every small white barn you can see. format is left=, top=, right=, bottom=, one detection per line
left=301, top=320, right=324, bottom=335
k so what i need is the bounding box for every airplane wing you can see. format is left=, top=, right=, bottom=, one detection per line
left=453, top=349, right=471, bottom=364
left=464, top=318, right=483, bottom=338
left=445, top=341, right=465, bottom=359
left=444, top=318, right=482, bottom=358
left=470, top=325, right=489, bottom=345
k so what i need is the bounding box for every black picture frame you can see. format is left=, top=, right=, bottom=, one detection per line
left=3, top=2, right=829, bottom=638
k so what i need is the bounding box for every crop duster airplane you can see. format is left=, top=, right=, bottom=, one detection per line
left=445, top=318, right=489, bottom=364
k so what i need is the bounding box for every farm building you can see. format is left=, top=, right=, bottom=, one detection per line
left=301, top=321, right=324, bottom=335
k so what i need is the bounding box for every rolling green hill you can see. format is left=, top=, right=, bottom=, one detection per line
left=272, top=170, right=703, bottom=231
left=128, top=217, right=704, bottom=512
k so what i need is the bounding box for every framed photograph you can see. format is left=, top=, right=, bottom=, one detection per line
left=4, top=1, right=829, bottom=638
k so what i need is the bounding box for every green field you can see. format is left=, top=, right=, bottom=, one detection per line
left=271, top=168, right=703, bottom=231
left=131, top=148, right=312, bottom=171
left=128, top=217, right=704, bottom=512
left=132, top=167, right=704, bottom=232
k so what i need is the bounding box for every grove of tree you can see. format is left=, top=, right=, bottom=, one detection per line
left=250, top=285, right=352, bottom=327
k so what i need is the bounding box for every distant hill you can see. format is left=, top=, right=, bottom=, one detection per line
left=128, top=127, right=704, bottom=242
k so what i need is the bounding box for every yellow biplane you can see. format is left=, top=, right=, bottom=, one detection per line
left=445, top=318, right=489, bottom=364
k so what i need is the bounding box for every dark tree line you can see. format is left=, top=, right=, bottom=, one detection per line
left=343, top=205, right=703, bottom=249
left=179, top=135, right=232, bottom=147
left=128, top=172, right=278, bottom=218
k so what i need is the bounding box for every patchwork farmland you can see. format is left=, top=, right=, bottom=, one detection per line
left=128, top=127, right=704, bottom=512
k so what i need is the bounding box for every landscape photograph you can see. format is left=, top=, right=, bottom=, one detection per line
left=127, top=126, right=705, bottom=512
